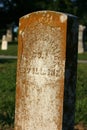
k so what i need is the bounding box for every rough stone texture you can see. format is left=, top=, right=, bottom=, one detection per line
left=14, top=11, right=78, bottom=130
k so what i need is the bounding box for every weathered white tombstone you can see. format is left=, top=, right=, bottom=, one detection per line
left=78, top=24, right=86, bottom=53
left=15, top=11, right=78, bottom=130
left=1, top=35, right=8, bottom=50
left=6, top=29, right=12, bottom=42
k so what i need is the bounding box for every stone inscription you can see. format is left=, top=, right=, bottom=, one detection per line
left=19, top=23, right=65, bottom=86
left=20, top=52, right=64, bottom=77
left=15, top=11, right=67, bottom=130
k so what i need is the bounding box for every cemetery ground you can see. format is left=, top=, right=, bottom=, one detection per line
left=0, top=42, right=87, bottom=130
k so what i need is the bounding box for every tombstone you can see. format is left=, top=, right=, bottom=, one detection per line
left=6, top=29, right=12, bottom=42
left=1, top=35, right=8, bottom=50
left=15, top=11, right=78, bottom=130
left=78, top=25, right=86, bottom=53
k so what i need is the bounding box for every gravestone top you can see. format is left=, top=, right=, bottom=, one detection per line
left=19, top=11, right=68, bottom=32
left=21, top=11, right=77, bottom=20
left=2, top=35, right=7, bottom=41
left=79, top=24, right=86, bottom=31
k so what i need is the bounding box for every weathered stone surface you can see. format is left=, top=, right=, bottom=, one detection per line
left=15, top=11, right=78, bottom=130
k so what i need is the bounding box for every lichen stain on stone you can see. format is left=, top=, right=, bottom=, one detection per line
left=15, top=11, right=67, bottom=130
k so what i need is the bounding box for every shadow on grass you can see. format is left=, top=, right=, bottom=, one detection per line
left=0, top=59, right=17, bottom=64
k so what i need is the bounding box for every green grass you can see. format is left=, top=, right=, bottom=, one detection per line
left=0, top=59, right=17, bottom=128
left=78, top=52, right=87, bottom=60
left=0, top=41, right=18, bottom=56
left=75, top=63, right=87, bottom=125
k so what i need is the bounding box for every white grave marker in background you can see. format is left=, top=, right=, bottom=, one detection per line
left=1, top=35, right=8, bottom=50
